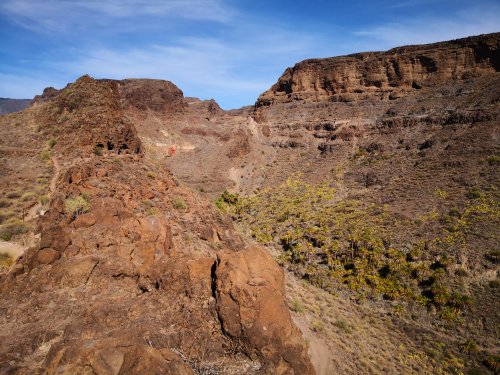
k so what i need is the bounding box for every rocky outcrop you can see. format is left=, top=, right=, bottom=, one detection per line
left=0, top=77, right=314, bottom=374
left=37, top=75, right=142, bottom=157
left=118, top=78, right=187, bottom=113
left=214, top=246, right=314, bottom=374
left=255, top=32, right=499, bottom=111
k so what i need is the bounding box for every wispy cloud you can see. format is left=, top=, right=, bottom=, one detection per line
left=0, top=0, right=233, bottom=32
left=354, top=3, right=500, bottom=48
left=1, top=1, right=498, bottom=107
left=51, top=29, right=321, bottom=107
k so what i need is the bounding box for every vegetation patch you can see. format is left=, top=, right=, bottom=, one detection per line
left=218, top=176, right=499, bottom=320
left=0, top=218, right=29, bottom=241
left=20, top=192, right=35, bottom=202
left=64, top=194, right=91, bottom=219
left=0, top=252, right=14, bottom=270
left=47, top=138, right=57, bottom=149
left=172, top=197, right=186, bottom=210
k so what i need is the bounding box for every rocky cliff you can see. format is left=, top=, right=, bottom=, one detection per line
left=256, top=32, right=499, bottom=112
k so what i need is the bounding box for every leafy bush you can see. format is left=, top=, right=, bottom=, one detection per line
left=146, top=171, right=156, bottom=179
left=39, top=195, right=49, bottom=205
left=333, top=320, right=353, bottom=334
left=289, top=299, right=304, bottom=313
left=64, top=195, right=91, bottom=218
left=310, top=320, right=324, bottom=333
left=40, top=150, right=51, bottom=161
left=465, top=187, right=481, bottom=200
left=0, top=218, right=28, bottom=240
left=93, top=144, right=104, bottom=156
left=215, top=190, right=238, bottom=211
left=47, top=138, right=57, bottom=148
left=172, top=197, right=186, bottom=210
left=0, top=231, right=12, bottom=241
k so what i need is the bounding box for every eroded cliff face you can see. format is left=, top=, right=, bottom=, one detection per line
left=256, top=33, right=499, bottom=113
left=0, top=76, right=314, bottom=375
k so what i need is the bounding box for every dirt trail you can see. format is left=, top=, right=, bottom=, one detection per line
left=25, top=156, right=60, bottom=222
left=4, top=157, right=63, bottom=261
left=293, top=317, right=335, bottom=375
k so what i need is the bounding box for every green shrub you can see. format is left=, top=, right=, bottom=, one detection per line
left=310, top=320, right=324, bottom=333
left=486, top=155, right=500, bottom=166
left=459, top=339, right=479, bottom=353
left=0, top=231, right=12, bottom=241
left=289, top=299, right=305, bottom=314
left=21, top=192, right=35, bottom=202
left=40, top=150, right=51, bottom=161
left=215, top=190, right=238, bottom=210
left=146, top=171, right=156, bottom=179
left=465, top=187, right=481, bottom=200
left=146, top=207, right=159, bottom=216
left=64, top=195, right=91, bottom=218
left=93, top=144, right=104, bottom=156
left=0, top=218, right=28, bottom=240
left=47, top=138, right=57, bottom=148
left=39, top=195, right=49, bottom=205
left=172, top=197, right=186, bottom=210
left=333, top=320, right=353, bottom=334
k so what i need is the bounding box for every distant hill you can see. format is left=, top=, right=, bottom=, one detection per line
left=0, top=98, right=31, bottom=115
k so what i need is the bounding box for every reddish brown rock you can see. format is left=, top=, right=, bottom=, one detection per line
left=118, top=78, right=187, bottom=113
left=37, top=248, right=60, bottom=264
left=215, top=246, right=315, bottom=375
left=43, top=336, right=194, bottom=375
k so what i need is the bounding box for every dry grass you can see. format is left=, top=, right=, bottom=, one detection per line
left=284, top=272, right=476, bottom=375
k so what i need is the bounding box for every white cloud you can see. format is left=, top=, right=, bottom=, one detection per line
left=0, top=0, right=233, bottom=32
left=354, top=3, right=500, bottom=49
left=50, top=29, right=320, bottom=108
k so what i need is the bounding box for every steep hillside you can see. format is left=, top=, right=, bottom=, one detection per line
left=0, top=76, right=313, bottom=374
left=237, top=33, right=500, bottom=374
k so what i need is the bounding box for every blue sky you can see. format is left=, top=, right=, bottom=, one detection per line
left=0, top=0, right=499, bottom=108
